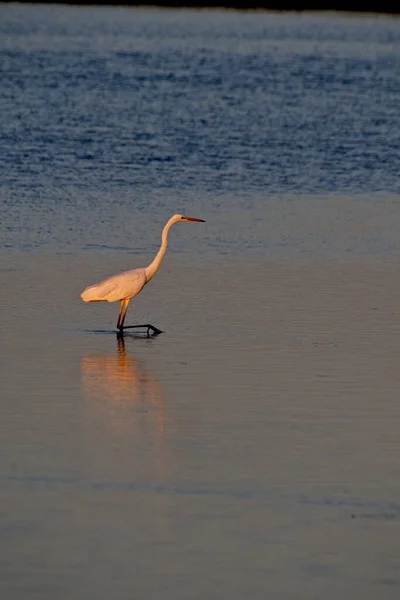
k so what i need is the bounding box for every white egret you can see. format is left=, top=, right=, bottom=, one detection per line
left=80, top=213, right=205, bottom=334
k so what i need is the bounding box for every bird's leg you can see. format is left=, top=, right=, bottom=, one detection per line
left=121, top=324, right=163, bottom=335
left=117, top=299, right=130, bottom=331
left=120, top=299, right=131, bottom=329
left=116, top=300, right=125, bottom=330
left=118, top=299, right=162, bottom=335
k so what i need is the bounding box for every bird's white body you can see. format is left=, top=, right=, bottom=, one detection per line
left=80, top=213, right=204, bottom=332
left=81, top=268, right=147, bottom=303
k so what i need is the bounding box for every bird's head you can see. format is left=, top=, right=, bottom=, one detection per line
left=176, top=214, right=205, bottom=223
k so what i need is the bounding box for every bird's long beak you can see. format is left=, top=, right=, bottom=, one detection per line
left=185, top=217, right=205, bottom=222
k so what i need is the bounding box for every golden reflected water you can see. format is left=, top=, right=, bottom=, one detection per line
left=81, top=334, right=165, bottom=474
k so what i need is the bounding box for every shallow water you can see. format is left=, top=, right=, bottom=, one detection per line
left=2, top=251, right=400, bottom=598
left=1, top=5, right=400, bottom=599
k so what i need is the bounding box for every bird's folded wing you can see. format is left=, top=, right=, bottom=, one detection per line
left=81, top=269, right=146, bottom=303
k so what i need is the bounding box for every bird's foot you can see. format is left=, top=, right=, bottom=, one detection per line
left=119, top=324, right=163, bottom=336
left=147, top=325, right=163, bottom=336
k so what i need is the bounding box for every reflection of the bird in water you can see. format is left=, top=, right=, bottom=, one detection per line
left=81, top=334, right=165, bottom=476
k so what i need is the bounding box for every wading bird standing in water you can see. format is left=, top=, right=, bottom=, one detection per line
left=80, top=214, right=205, bottom=335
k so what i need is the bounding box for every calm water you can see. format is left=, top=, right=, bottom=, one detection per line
left=1, top=5, right=400, bottom=599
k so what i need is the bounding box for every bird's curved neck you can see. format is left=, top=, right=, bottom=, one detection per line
left=145, top=216, right=177, bottom=282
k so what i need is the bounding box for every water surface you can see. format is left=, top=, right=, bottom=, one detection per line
left=1, top=5, right=400, bottom=599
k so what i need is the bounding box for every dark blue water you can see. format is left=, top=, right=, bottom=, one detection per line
left=1, top=5, right=400, bottom=255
